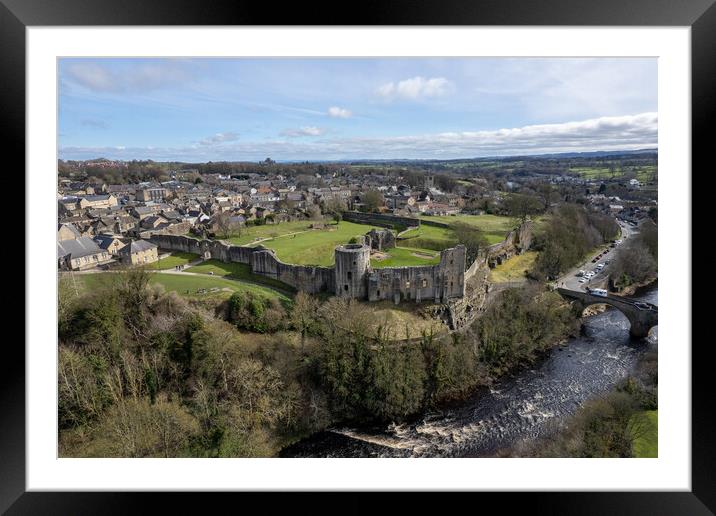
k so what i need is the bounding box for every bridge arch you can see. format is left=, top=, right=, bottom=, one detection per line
left=556, top=288, right=657, bottom=339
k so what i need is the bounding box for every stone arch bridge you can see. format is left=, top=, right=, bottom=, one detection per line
left=556, top=288, right=658, bottom=339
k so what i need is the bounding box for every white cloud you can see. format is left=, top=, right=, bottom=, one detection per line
left=281, top=126, right=324, bottom=137
left=377, top=76, right=453, bottom=101
left=198, top=132, right=239, bottom=146
left=64, top=61, right=191, bottom=93
left=60, top=113, right=657, bottom=161
left=327, top=106, right=352, bottom=118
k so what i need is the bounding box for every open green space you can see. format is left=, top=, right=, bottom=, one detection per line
left=632, top=410, right=658, bottom=458
left=570, top=165, right=657, bottom=183
left=225, top=220, right=318, bottom=246
left=404, top=213, right=519, bottom=247
left=245, top=221, right=382, bottom=266
left=371, top=246, right=440, bottom=268
left=185, top=259, right=295, bottom=293
left=71, top=271, right=290, bottom=302
left=153, top=251, right=199, bottom=270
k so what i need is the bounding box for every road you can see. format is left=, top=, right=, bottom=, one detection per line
left=555, top=218, right=639, bottom=292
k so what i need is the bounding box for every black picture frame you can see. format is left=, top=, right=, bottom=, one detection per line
left=3, top=0, right=710, bottom=512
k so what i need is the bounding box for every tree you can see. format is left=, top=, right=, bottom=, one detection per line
left=214, top=211, right=241, bottom=239
left=503, top=193, right=543, bottom=222
left=452, top=222, right=488, bottom=266
left=362, top=190, right=385, bottom=212
left=290, top=292, right=320, bottom=351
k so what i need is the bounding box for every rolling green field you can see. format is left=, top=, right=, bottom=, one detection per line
left=570, top=165, right=657, bottom=183
left=632, top=410, right=658, bottom=458
left=245, top=221, right=382, bottom=266
left=185, top=259, right=295, bottom=293
left=71, top=271, right=290, bottom=302
left=153, top=251, right=199, bottom=270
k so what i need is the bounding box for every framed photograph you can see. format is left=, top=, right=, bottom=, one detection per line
left=5, top=0, right=711, bottom=511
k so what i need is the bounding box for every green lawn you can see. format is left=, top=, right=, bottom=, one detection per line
left=245, top=221, right=382, bottom=266
left=225, top=220, right=318, bottom=246
left=404, top=214, right=520, bottom=246
left=632, top=410, right=658, bottom=458
left=72, top=271, right=290, bottom=302
left=153, top=251, right=199, bottom=270
left=371, top=246, right=440, bottom=268
left=185, top=259, right=295, bottom=293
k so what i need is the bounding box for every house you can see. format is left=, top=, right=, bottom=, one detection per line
left=131, top=206, right=160, bottom=219
left=136, top=187, right=168, bottom=202
left=119, top=240, right=159, bottom=265
left=57, top=236, right=112, bottom=270
left=140, top=214, right=169, bottom=230
left=93, top=234, right=126, bottom=255
left=58, top=197, right=80, bottom=215
left=58, top=223, right=82, bottom=241
left=78, top=194, right=118, bottom=210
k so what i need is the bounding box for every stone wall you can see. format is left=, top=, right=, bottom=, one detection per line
left=150, top=221, right=531, bottom=307
left=474, top=220, right=534, bottom=269
left=343, top=211, right=419, bottom=229
left=365, top=228, right=396, bottom=251
left=150, top=231, right=466, bottom=304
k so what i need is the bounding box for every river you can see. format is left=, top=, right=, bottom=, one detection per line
left=280, top=286, right=658, bottom=458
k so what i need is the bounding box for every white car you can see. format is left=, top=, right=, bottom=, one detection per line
left=579, top=278, right=588, bottom=283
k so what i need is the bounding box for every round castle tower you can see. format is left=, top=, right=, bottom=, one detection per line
left=334, top=242, right=371, bottom=299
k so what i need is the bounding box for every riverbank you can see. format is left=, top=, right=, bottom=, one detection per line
left=280, top=285, right=658, bottom=458
left=611, top=276, right=658, bottom=297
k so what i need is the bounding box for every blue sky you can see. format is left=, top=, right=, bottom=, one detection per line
left=58, top=57, right=657, bottom=161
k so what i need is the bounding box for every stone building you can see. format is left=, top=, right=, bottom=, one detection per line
left=57, top=236, right=112, bottom=270
left=119, top=239, right=159, bottom=265
left=136, top=187, right=168, bottom=202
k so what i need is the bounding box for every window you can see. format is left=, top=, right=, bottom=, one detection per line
left=405, top=280, right=410, bottom=288
left=377, top=290, right=380, bottom=297
left=347, top=271, right=352, bottom=280
left=344, top=285, right=348, bottom=291
left=422, top=279, right=427, bottom=288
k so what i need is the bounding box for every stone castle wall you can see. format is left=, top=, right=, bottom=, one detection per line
left=150, top=219, right=532, bottom=305
left=343, top=211, right=419, bottom=229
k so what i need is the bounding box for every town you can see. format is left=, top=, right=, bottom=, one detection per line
left=54, top=53, right=668, bottom=463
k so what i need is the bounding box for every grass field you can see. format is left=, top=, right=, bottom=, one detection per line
left=225, top=220, right=318, bottom=246
left=398, top=224, right=459, bottom=250
left=153, top=251, right=199, bottom=270
left=185, top=259, right=295, bottom=293
left=245, top=221, right=382, bottom=266
left=488, top=251, right=538, bottom=283
left=371, top=246, right=440, bottom=268
left=570, top=165, right=657, bottom=183
left=632, top=410, right=658, bottom=458
left=412, top=214, right=519, bottom=246
left=71, top=271, right=290, bottom=302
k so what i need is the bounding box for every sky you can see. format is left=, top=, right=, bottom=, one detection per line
left=58, top=57, right=657, bottom=162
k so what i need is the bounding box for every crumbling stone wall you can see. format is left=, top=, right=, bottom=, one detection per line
left=473, top=220, right=534, bottom=269
left=150, top=232, right=467, bottom=303
left=364, top=228, right=396, bottom=251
